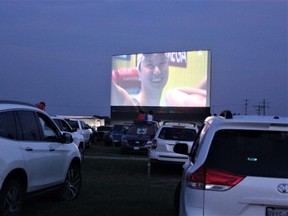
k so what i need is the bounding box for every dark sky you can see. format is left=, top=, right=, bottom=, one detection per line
left=0, top=1, right=287, bottom=117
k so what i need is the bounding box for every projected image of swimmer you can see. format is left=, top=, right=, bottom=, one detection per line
left=134, top=52, right=207, bottom=107
left=111, top=80, right=135, bottom=106
left=133, top=53, right=169, bottom=106
left=111, top=51, right=209, bottom=107
left=165, top=78, right=207, bottom=107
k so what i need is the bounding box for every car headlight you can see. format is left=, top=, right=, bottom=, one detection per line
left=121, top=138, right=128, bottom=145
left=151, top=139, right=157, bottom=149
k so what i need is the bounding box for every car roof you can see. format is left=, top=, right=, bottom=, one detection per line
left=205, top=111, right=288, bottom=130
left=0, top=100, right=45, bottom=113
left=133, top=120, right=159, bottom=126
left=161, top=121, right=198, bottom=128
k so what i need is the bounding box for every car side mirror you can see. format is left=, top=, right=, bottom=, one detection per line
left=174, top=143, right=189, bottom=155
left=62, top=133, right=73, bottom=144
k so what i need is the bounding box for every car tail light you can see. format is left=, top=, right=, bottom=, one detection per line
left=151, top=139, right=157, bottom=149
left=186, top=166, right=244, bottom=191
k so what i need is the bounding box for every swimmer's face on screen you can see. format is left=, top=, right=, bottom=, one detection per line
left=139, top=53, right=169, bottom=90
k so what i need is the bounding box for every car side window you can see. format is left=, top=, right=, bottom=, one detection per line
left=17, top=111, right=41, bottom=141
left=37, top=114, right=59, bottom=142
left=0, top=111, right=17, bottom=140
left=190, top=124, right=206, bottom=163
left=60, top=119, right=72, bottom=132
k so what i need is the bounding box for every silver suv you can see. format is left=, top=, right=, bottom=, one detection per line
left=148, top=122, right=198, bottom=170
left=174, top=111, right=288, bottom=216
left=0, top=101, right=82, bottom=215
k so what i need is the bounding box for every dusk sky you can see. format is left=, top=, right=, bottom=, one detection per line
left=0, top=0, right=287, bottom=118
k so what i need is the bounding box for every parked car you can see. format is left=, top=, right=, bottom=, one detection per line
left=120, top=120, right=159, bottom=154
left=96, top=125, right=113, bottom=142
left=148, top=122, right=198, bottom=169
left=108, top=124, right=130, bottom=146
left=51, top=116, right=85, bottom=160
left=174, top=110, right=288, bottom=216
left=65, top=118, right=93, bottom=148
left=0, top=100, right=82, bottom=215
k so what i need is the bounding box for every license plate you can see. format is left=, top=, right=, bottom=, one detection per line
left=133, top=147, right=140, bottom=150
left=266, top=207, right=288, bottom=216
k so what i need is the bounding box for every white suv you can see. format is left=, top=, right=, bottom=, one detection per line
left=51, top=116, right=85, bottom=160
left=0, top=101, right=82, bottom=215
left=65, top=119, right=93, bottom=148
left=148, top=122, right=198, bottom=169
left=174, top=111, right=288, bottom=216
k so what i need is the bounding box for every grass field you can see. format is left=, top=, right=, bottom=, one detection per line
left=22, top=142, right=182, bottom=216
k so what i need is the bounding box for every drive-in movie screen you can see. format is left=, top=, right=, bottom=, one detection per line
left=111, top=50, right=211, bottom=121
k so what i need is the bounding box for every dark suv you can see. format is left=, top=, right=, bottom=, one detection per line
left=120, top=120, right=159, bottom=154
left=96, top=126, right=113, bottom=142
left=108, top=124, right=130, bottom=146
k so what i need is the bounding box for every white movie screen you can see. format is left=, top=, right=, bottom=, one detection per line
left=111, top=50, right=211, bottom=108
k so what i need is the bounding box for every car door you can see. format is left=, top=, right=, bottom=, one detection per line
left=17, top=111, right=69, bottom=192
left=80, top=121, right=90, bottom=143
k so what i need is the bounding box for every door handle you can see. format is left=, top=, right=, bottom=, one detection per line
left=25, top=147, right=33, bottom=151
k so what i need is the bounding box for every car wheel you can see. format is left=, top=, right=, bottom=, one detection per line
left=86, top=138, right=92, bottom=148
left=78, top=145, right=85, bottom=161
left=150, top=163, right=159, bottom=174
left=174, top=181, right=181, bottom=215
left=59, top=164, right=81, bottom=201
left=120, top=147, right=127, bottom=155
left=0, top=179, right=24, bottom=216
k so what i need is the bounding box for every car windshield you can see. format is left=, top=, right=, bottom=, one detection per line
left=98, top=126, right=112, bottom=132
left=53, top=119, right=73, bottom=132
left=112, top=125, right=122, bottom=131
left=158, top=127, right=197, bottom=141
left=66, top=120, right=79, bottom=129
left=206, top=129, right=288, bottom=178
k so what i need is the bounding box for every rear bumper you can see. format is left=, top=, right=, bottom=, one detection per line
left=149, top=150, right=188, bottom=164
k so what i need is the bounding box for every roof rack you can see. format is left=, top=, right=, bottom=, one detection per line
left=163, top=121, right=196, bottom=126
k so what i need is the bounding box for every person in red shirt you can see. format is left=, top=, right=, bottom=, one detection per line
left=36, top=102, right=46, bottom=111
left=138, top=109, right=145, bottom=121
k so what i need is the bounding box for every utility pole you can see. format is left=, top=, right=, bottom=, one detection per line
left=243, top=99, right=248, bottom=115
left=259, top=99, right=269, bottom=115
left=253, top=99, right=269, bottom=115
left=254, top=104, right=261, bottom=115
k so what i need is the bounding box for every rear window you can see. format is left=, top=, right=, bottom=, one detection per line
left=158, top=127, right=197, bottom=141
left=128, top=125, right=155, bottom=136
left=206, top=130, right=288, bottom=178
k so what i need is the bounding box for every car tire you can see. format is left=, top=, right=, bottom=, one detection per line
left=59, top=164, right=81, bottom=201
left=150, top=163, right=158, bottom=174
left=78, top=144, right=85, bottom=161
left=0, top=178, right=24, bottom=216
left=120, top=148, right=127, bottom=155
left=86, top=138, right=92, bottom=148
left=174, top=181, right=181, bottom=215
